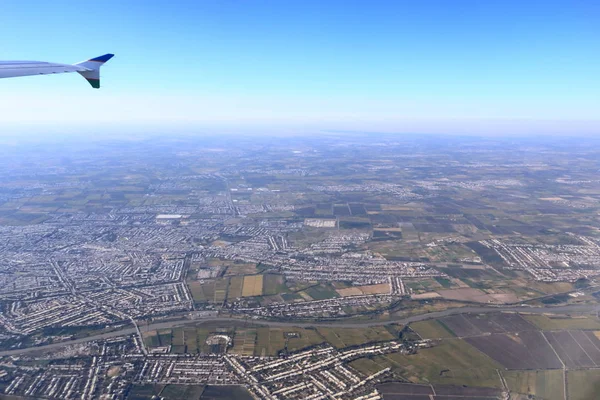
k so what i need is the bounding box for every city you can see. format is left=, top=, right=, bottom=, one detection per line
left=1, top=135, right=600, bottom=399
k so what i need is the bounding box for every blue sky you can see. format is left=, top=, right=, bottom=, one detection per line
left=1, top=0, right=599, bottom=136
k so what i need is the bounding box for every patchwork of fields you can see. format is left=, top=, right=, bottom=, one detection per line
left=377, top=382, right=501, bottom=400
left=466, top=331, right=563, bottom=369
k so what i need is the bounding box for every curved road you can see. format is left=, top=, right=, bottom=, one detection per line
left=1, top=303, right=598, bottom=357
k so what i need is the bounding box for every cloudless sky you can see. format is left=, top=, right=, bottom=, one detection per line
left=1, top=0, right=599, bottom=136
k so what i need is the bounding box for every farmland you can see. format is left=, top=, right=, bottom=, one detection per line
left=410, top=319, right=455, bottom=339
left=567, top=370, right=600, bottom=400
left=503, top=370, right=565, bottom=400
left=465, top=331, right=563, bottom=369
left=524, top=314, right=600, bottom=330
left=241, top=275, right=264, bottom=297
left=6, top=135, right=600, bottom=398
left=336, top=283, right=390, bottom=297
left=544, top=330, right=600, bottom=367
left=376, top=382, right=501, bottom=400
left=438, top=312, right=537, bottom=337
left=315, top=327, right=395, bottom=349
left=369, top=338, right=503, bottom=388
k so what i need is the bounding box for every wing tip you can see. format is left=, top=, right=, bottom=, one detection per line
left=89, top=54, right=114, bottom=63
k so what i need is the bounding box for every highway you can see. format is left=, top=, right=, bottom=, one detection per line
left=1, top=303, right=598, bottom=357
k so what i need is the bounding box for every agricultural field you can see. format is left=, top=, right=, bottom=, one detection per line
left=315, top=327, right=395, bottom=349
left=241, top=275, right=264, bottom=297
left=435, top=287, right=515, bottom=304
left=544, top=330, right=600, bottom=367
left=349, top=357, right=387, bottom=376
left=567, top=370, right=600, bottom=400
left=465, top=331, right=563, bottom=369
left=127, top=384, right=165, bottom=400
left=230, top=329, right=257, bottom=356
left=214, top=278, right=229, bottom=303
left=438, top=312, right=536, bottom=337
left=503, top=370, right=564, bottom=400
left=410, top=319, right=455, bottom=339
left=301, top=283, right=340, bottom=300
left=262, top=274, right=287, bottom=296
left=227, top=276, right=244, bottom=300
left=214, top=259, right=257, bottom=276
left=144, top=324, right=399, bottom=356
left=199, top=385, right=254, bottom=400
left=284, top=328, right=326, bottom=353
left=255, top=327, right=286, bottom=357
left=144, top=327, right=216, bottom=354
left=524, top=314, right=600, bottom=330
left=188, top=279, right=229, bottom=304
left=336, top=283, right=390, bottom=297
left=371, top=338, right=503, bottom=388
left=376, top=382, right=501, bottom=400
left=160, top=385, right=205, bottom=400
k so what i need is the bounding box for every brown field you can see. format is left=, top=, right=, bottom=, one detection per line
left=488, top=292, right=519, bottom=303
left=361, top=283, right=390, bottom=294
left=436, top=288, right=497, bottom=303
left=230, top=329, right=257, bottom=356
left=242, top=275, right=264, bottom=297
left=227, top=276, right=244, bottom=300
left=411, top=292, right=442, bottom=300
left=223, top=261, right=257, bottom=276
left=337, top=283, right=390, bottom=297
left=336, top=287, right=362, bottom=296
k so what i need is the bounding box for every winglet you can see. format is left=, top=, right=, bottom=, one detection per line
left=75, top=54, right=114, bottom=89
left=89, top=54, right=114, bottom=63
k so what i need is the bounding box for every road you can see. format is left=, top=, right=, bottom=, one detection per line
left=1, top=303, right=598, bottom=357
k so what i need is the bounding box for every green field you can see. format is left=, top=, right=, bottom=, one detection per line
left=349, top=357, right=389, bottom=376
left=503, top=370, right=564, bottom=400
left=303, top=283, right=340, bottom=300
left=160, top=385, right=205, bottom=400
left=285, top=328, right=326, bottom=352
left=227, top=276, right=244, bottom=300
left=263, top=274, right=288, bottom=296
left=524, top=315, right=600, bottom=330
left=370, top=338, right=503, bottom=388
left=316, top=327, right=395, bottom=349
left=230, top=329, right=257, bottom=356
left=255, top=327, right=286, bottom=357
left=410, top=320, right=455, bottom=339
left=567, top=370, right=600, bottom=400
left=127, top=384, right=165, bottom=400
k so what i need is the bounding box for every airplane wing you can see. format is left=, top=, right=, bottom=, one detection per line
left=0, top=54, right=114, bottom=89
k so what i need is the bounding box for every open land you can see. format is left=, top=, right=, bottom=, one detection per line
left=2, top=135, right=600, bottom=399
